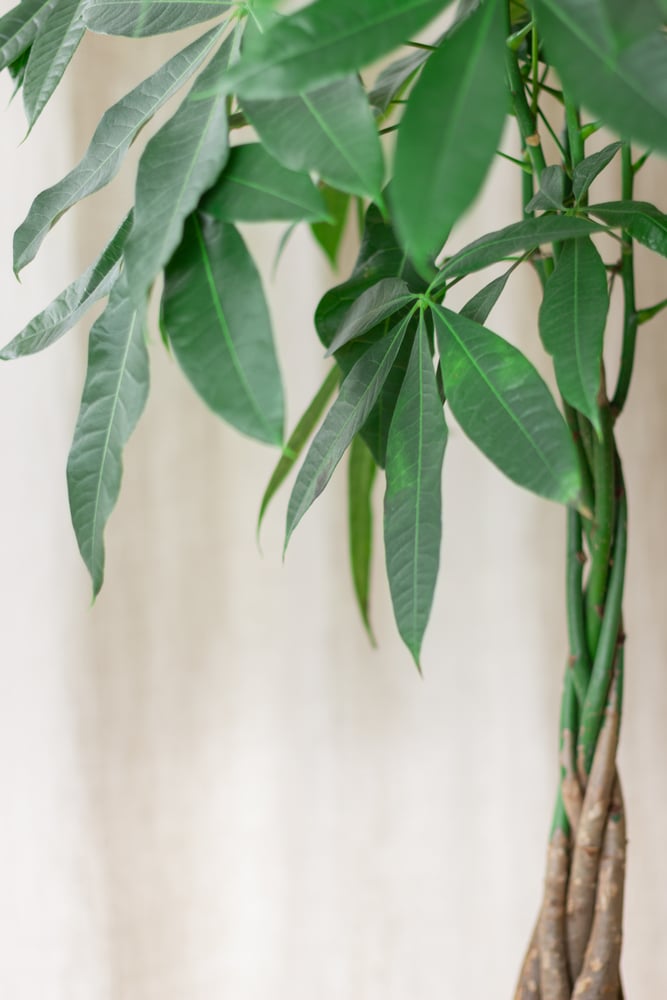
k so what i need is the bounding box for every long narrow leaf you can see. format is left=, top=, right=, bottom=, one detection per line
left=0, top=0, right=56, bottom=72
left=22, top=0, right=85, bottom=129
left=83, top=0, right=232, bottom=36
left=588, top=201, right=667, bottom=257
left=326, top=278, right=413, bottom=354
left=348, top=434, right=377, bottom=643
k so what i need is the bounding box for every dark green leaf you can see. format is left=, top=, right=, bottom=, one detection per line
left=162, top=215, right=283, bottom=445
left=533, top=0, right=667, bottom=153
left=368, top=44, right=430, bottom=115
left=435, top=216, right=604, bottom=283
left=348, top=434, right=377, bottom=643
left=310, top=184, right=350, bottom=267
left=432, top=304, right=581, bottom=504
left=22, top=0, right=85, bottom=128
left=286, top=316, right=410, bottom=546
left=258, top=366, right=340, bottom=534
left=384, top=314, right=446, bottom=665
left=588, top=200, right=667, bottom=256
left=539, top=237, right=608, bottom=433
left=1, top=213, right=131, bottom=360
left=201, top=142, right=328, bottom=223
left=572, top=142, right=622, bottom=203
left=83, top=0, right=232, bottom=36
left=392, top=0, right=506, bottom=274
left=123, top=35, right=232, bottom=304
left=13, top=25, right=223, bottom=273
left=599, top=0, right=663, bottom=49
left=460, top=266, right=514, bottom=325
left=0, top=0, right=56, bottom=72
left=326, top=277, right=414, bottom=355
left=244, top=76, right=385, bottom=202
left=524, top=164, right=567, bottom=212
left=66, top=272, right=149, bottom=597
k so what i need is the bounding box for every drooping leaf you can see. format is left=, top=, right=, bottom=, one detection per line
left=244, top=76, right=385, bottom=203
left=434, top=215, right=604, bottom=284
left=1, top=213, right=132, bottom=360
left=83, top=0, right=232, bottom=36
left=392, top=0, right=506, bottom=275
left=432, top=304, right=581, bottom=504
left=460, top=266, right=514, bottom=325
left=539, top=237, right=608, bottom=433
left=200, top=142, right=328, bottom=223
left=0, top=0, right=56, bottom=72
left=524, top=164, right=567, bottom=212
left=384, top=314, right=447, bottom=665
left=13, top=25, right=224, bottom=273
left=348, top=434, right=377, bottom=642
left=310, top=184, right=350, bottom=267
left=368, top=43, right=430, bottom=115
left=533, top=0, right=667, bottom=153
left=66, top=272, right=149, bottom=597
left=572, top=142, right=622, bottom=203
left=286, top=315, right=411, bottom=547
left=123, top=35, right=232, bottom=304
left=161, top=214, right=283, bottom=445
left=22, top=0, right=85, bottom=129
left=258, top=366, right=340, bottom=534
left=217, top=0, right=454, bottom=100
left=588, top=201, right=667, bottom=257
left=326, top=277, right=414, bottom=354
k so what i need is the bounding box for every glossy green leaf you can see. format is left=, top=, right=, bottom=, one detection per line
left=23, top=0, right=85, bottom=129
left=460, top=266, right=514, bottom=325
left=13, top=25, right=223, bottom=273
left=0, top=0, right=56, bottom=72
left=533, top=0, right=667, bottom=153
left=123, top=36, right=232, bottom=304
left=1, top=213, right=131, bottom=360
left=572, top=142, right=622, bottom=203
left=393, top=0, right=506, bottom=275
left=258, top=366, right=340, bottom=534
left=219, top=0, right=453, bottom=100
left=524, top=164, right=567, bottom=212
left=244, top=76, right=385, bottom=202
left=588, top=201, right=667, bottom=257
left=66, top=273, right=149, bottom=597
left=368, top=44, right=430, bottom=115
left=432, top=304, right=581, bottom=504
left=83, top=0, right=231, bottom=36
left=201, top=142, right=328, bottom=223
left=384, top=315, right=446, bottom=665
left=435, top=215, right=604, bottom=284
left=162, top=215, right=283, bottom=444
left=326, top=278, right=414, bottom=355
left=348, top=434, right=377, bottom=643
left=286, top=316, right=410, bottom=547
left=310, top=184, right=350, bottom=267
left=539, top=237, right=608, bottom=433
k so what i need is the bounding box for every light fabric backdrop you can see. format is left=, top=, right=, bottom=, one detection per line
left=1, top=28, right=666, bottom=1000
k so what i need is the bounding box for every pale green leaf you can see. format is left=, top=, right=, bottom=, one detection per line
left=0, top=0, right=56, bottom=72
left=310, top=184, right=350, bottom=267
left=572, top=142, right=622, bottom=203
left=368, top=44, right=430, bottom=115
left=66, top=272, right=149, bottom=597
left=588, top=200, right=667, bottom=256
left=22, top=0, right=85, bottom=129
left=348, top=434, right=377, bottom=643
left=83, top=0, right=232, bottom=36
left=524, top=164, right=567, bottom=212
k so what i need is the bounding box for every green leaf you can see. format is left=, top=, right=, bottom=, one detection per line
left=244, top=76, right=385, bottom=203
left=435, top=215, right=604, bottom=283
left=83, top=0, right=231, bottom=36
left=0, top=0, right=56, bottom=72
left=392, top=0, right=506, bottom=275
left=588, top=200, right=667, bottom=256
left=162, top=215, right=283, bottom=445
left=258, top=365, right=340, bottom=535
left=286, top=316, right=410, bottom=546
left=220, top=0, right=453, bottom=100
left=310, top=184, right=350, bottom=267
left=432, top=304, right=581, bottom=504
left=326, top=277, right=414, bottom=354
left=200, top=142, right=328, bottom=223
left=368, top=44, right=430, bottom=115
left=1, top=213, right=131, bottom=360
left=66, top=272, right=149, bottom=597
left=384, top=314, right=446, bottom=665
left=599, top=0, right=663, bottom=50
left=524, top=164, right=567, bottom=212
left=22, top=0, right=85, bottom=129
left=539, top=237, right=608, bottom=433
left=123, top=35, right=232, bottom=304
left=572, top=142, right=622, bottom=203
left=460, top=266, right=514, bottom=325
left=533, top=0, right=667, bottom=153
left=348, top=434, right=377, bottom=643
left=13, top=25, right=223, bottom=274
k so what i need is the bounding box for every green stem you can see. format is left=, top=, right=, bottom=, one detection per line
left=585, top=400, right=615, bottom=658
left=612, top=144, right=638, bottom=415
left=566, top=509, right=591, bottom=704
left=505, top=45, right=547, bottom=181
left=564, top=95, right=584, bottom=169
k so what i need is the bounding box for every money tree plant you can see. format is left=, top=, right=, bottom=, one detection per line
left=2, top=0, right=667, bottom=995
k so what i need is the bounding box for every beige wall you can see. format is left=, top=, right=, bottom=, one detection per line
left=1, top=29, right=666, bottom=1000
